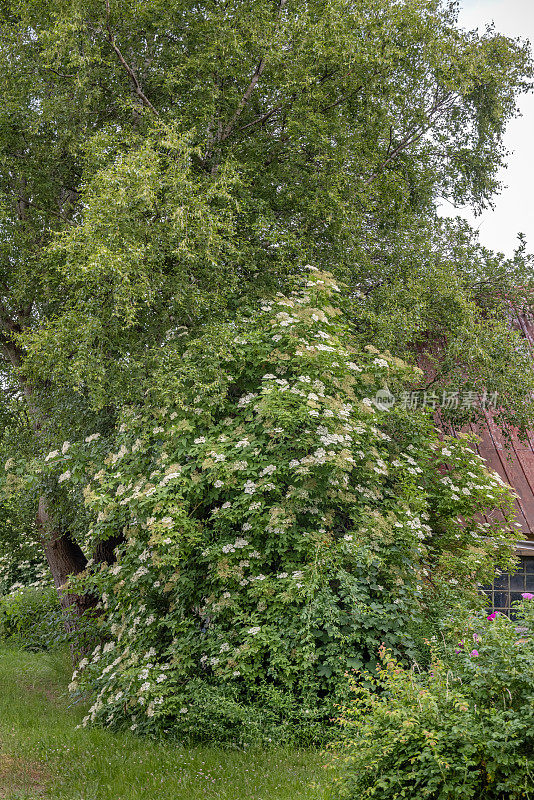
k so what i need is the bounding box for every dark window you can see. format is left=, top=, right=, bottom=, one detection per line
left=482, top=556, right=534, bottom=616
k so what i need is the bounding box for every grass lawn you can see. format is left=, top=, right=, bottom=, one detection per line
left=0, top=647, right=331, bottom=799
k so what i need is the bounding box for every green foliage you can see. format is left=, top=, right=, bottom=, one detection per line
left=0, top=495, right=49, bottom=596
left=14, top=270, right=517, bottom=744
left=330, top=597, right=534, bottom=800
left=0, top=586, right=63, bottom=651
left=1, top=0, right=533, bottom=429
left=0, top=0, right=533, bottom=749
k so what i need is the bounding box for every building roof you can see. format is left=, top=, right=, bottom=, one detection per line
left=418, top=307, right=534, bottom=542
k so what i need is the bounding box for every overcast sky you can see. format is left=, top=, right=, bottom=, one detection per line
left=442, top=0, right=534, bottom=256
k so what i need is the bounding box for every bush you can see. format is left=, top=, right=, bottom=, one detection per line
left=12, top=269, right=519, bottom=743
left=330, top=596, right=534, bottom=800
left=0, top=586, right=64, bottom=651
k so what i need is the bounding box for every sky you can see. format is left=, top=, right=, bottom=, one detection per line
left=441, top=0, right=534, bottom=256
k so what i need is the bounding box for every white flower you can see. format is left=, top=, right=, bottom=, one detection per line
left=85, top=433, right=101, bottom=443
left=244, top=480, right=256, bottom=494
left=194, top=436, right=206, bottom=444
left=260, top=465, right=276, bottom=476
left=238, top=394, right=256, bottom=407
left=234, top=538, right=249, bottom=548
left=62, top=441, right=71, bottom=454
left=140, top=682, right=151, bottom=692
left=179, top=707, right=189, bottom=714
left=160, top=471, right=181, bottom=485
left=214, top=480, right=224, bottom=488
left=58, top=470, right=71, bottom=483
left=45, top=450, right=59, bottom=461
left=247, top=626, right=261, bottom=635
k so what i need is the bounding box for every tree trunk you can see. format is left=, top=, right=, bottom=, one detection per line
left=37, top=495, right=97, bottom=656
left=93, top=534, right=124, bottom=566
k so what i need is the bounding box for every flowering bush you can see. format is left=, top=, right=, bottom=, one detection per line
left=12, top=268, right=518, bottom=743
left=0, top=471, right=50, bottom=596
left=330, top=595, right=534, bottom=800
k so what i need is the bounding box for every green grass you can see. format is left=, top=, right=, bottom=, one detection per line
left=0, top=647, right=331, bottom=800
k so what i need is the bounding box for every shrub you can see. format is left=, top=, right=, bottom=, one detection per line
left=12, top=268, right=518, bottom=743
left=330, top=596, right=534, bottom=800
left=0, top=586, right=64, bottom=651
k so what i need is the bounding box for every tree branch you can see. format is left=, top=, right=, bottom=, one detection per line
left=320, top=86, right=363, bottom=113
left=365, top=92, right=455, bottom=186
left=234, top=104, right=284, bottom=134
left=104, top=0, right=159, bottom=117
left=219, top=0, right=287, bottom=142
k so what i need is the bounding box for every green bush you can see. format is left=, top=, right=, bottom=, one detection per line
left=12, top=269, right=518, bottom=743
left=330, top=596, right=534, bottom=800
left=0, top=586, right=64, bottom=651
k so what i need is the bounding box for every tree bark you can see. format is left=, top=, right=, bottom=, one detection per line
left=37, top=496, right=97, bottom=621
left=93, top=534, right=124, bottom=566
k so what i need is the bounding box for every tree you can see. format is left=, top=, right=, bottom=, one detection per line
left=0, top=0, right=532, bottom=622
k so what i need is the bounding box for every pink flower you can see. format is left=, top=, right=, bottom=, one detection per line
left=521, top=593, right=534, bottom=600
left=487, top=612, right=497, bottom=621
left=470, top=649, right=479, bottom=657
